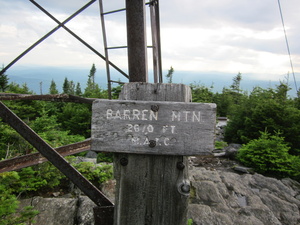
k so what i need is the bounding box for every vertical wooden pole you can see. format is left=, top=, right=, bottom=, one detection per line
left=113, top=1, right=189, bottom=224
left=126, top=0, right=148, bottom=82
left=113, top=83, right=191, bottom=225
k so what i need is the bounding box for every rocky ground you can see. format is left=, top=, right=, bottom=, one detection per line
left=19, top=151, right=300, bottom=225
left=188, top=159, right=300, bottom=225
left=191, top=155, right=239, bottom=171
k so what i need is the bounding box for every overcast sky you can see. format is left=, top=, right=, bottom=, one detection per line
left=0, top=0, right=299, bottom=91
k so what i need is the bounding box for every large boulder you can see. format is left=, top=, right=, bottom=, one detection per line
left=19, top=196, right=95, bottom=225
left=188, top=167, right=300, bottom=225
left=19, top=167, right=300, bottom=225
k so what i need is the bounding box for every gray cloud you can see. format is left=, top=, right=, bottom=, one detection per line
left=0, top=0, right=299, bottom=86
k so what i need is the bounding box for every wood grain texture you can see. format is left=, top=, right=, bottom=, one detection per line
left=112, top=83, right=194, bottom=225
left=126, top=0, right=148, bottom=82
left=91, top=99, right=216, bottom=155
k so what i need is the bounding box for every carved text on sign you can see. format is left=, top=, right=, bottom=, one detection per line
left=91, top=100, right=216, bottom=156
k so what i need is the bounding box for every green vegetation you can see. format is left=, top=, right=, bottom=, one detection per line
left=223, top=82, right=300, bottom=156
left=97, top=152, right=114, bottom=163
left=237, top=131, right=300, bottom=179
left=215, top=141, right=228, bottom=150
left=0, top=171, right=39, bottom=225
left=1, top=66, right=300, bottom=221
left=0, top=64, right=114, bottom=223
left=187, top=218, right=193, bottom=225
left=0, top=67, right=9, bottom=92
left=190, top=74, right=300, bottom=180
left=73, top=161, right=113, bottom=186
left=0, top=160, right=113, bottom=224
left=165, top=66, right=174, bottom=83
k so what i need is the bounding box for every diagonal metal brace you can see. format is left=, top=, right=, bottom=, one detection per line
left=0, top=101, right=113, bottom=207
left=0, top=0, right=128, bottom=79
left=0, top=139, right=91, bottom=173
left=29, top=0, right=129, bottom=79
left=0, top=0, right=95, bottom=75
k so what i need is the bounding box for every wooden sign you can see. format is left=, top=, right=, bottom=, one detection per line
left=91, top=99, right=216, bottom=155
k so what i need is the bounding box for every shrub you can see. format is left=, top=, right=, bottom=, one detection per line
left=215, top=141, right=228, bottom=150
left=97, top=152, right=113, bottom=163
left=0, top=172, right=39, bottom=225
left=187, top=218, right=193, bottom=225
left=73, top=162, right=113, bottom=186
left=237, top=131, right=300, bottom=179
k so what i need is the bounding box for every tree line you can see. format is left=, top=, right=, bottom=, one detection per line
left=1, top=65, right=300, bottom=157
left=190, top=72, right=300, bottom=180
left=1, top=67, right=300, bottom=157
left=0, top=65, right=300, bottom=222
left=0, top=64, right=118, bottom=224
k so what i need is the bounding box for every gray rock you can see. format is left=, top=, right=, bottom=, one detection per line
left=101, top=179, right=116, bottom=204
left=76, top=196, right=96, bottom=225
left=188, top=167, right=300, bottom=225
left=19, top=167, right=300, bottom=225
left=85, top=151, right=98, bottom=159
left=224, top=143, right=241, bottom=159
left=19, top=197, right=77, bottom=225
left=74, top=157, right=97, bottom=164
left=19, top=196, right=96, bottom=225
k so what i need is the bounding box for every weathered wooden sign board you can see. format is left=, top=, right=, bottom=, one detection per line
left=91, top=99, right=216, bottom=155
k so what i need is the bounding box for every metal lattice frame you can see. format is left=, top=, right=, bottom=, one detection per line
left=99, top=0, right=163, bottom=98
left=0, top=0, right=128, bottom=80
left=0, top=1, right=163, bottom=223
left=0, top=95, right=113, bottom=206
left=1, top=0, right=162, bottom=98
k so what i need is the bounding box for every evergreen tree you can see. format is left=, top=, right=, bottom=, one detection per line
left=230, top=72, right=242, bottom=94
left=84, top=64, right=105, bottom=98
left=6, top=82, right=32, bottom=94
left=69, top=80, right=75, bottom=95
left=5, top=82, right=40, bottom=120
left=89, top=63, right=96, bottom=86
left=295, top=89, right=300, bottom=109
left=57, top=103, right=92, bottom=138
left=274, top=80, right=290, bottom=103
left=111, top=83, right=124, bottom=99
left=62, top=78, right=76, bottom=95
left=0, top=69, right=9, bottom=92
left=165, top=66, right=174, bottom=83
left=62, top=77, right=70, bottom=94
left=75, top=82, right=82, bottom=96
left=49, top=79, right=59, bottom=94
left=224, top=85, right=300, bottom=155
left=190, top=82, right=214, bottom=103
left=84, top=65, right=95, bottom=96
left=237, top=130, right=300, bottom=179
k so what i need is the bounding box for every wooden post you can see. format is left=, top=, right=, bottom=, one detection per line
left=92, top=1, right=215, bottom=224
left=113, top=83, right=191, bottom=225
left=126, top=0, right=148, bottom=82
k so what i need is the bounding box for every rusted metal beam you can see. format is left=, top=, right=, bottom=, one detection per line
left=0, top=139, right=91, bottom=173
left=99, top=0, right=113, bottom=100
left=149, top=0, right=163, bottom=83
left=0, top=0, right=129, bottom=80
left=0, top=101, right=113, bottom=207
left=0, top=0, right=96, bottom=75
left=94, top=206, right=114, bottom=224
left=0, top=93, right=95, bottom=104
left=30, top=0, right=129, bottom=79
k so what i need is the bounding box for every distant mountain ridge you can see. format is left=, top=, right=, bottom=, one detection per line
left=5, top=65, right=297, bottom=97
left=7, top=66, right=111, bottom=94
